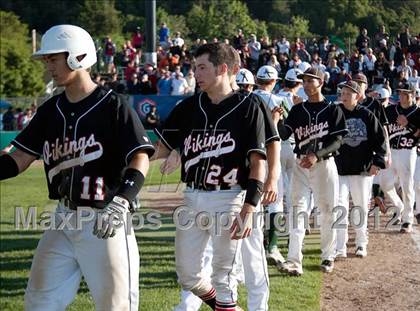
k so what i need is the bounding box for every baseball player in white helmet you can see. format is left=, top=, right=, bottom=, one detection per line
left=253, top=65, right=287, bottom=268
left=277, top=67, right=348, bottom=276
left=380, top=81, right=420, bottom=233
left=0, top=25, right=154, bottom=310
left=334, top=81, right=387, bottom=259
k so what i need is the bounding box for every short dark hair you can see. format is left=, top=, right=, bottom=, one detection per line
left=194, top=43, right=236, bottom=74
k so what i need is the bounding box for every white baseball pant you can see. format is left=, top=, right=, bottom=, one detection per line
left=24, top=203, right=139, bottom=311
left=281, top=141, right=295, bottom=214
left=175, top=188, right=244, bottom=305
left=379, top=148, right=417, bottom=224
left=287, top=157, right=338, bottom=269
left=415, top=156, right=420, bottom=216
left=335, top=175, right=374, bottom=256
left=174, top=242, right=213, bottom=311
left=175, top=204, right=269, bottom=311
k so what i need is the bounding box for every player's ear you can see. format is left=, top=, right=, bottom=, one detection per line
left=217, top=63, right=228, bottom=76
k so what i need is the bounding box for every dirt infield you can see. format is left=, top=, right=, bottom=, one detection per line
left=321, top=213, right=420, bottom=311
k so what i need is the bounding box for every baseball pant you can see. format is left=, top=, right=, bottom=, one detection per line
left=287, top=157, right=338, bottom=269
left=24, top=203, right=139, bottom=311
left=174, top=242, right=213, bottom=311
left=335, top=175, right=373, bottom=256
left=379, top=148, right=417, bottom=224
left=175, top=204, right=269, bottom=311
left=281, top=141, right=296, bottom=214
left=175, top=188, right=244, bottom=305
left=239, top=204, right=269, bottom=311
left=415, top=156, right=420, bottom=216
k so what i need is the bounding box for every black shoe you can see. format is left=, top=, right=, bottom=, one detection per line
left=400, top=222, right=412, bottom=233
left=320, top=260, right=334, bottom=273
left=416, top=214, right=420, bottom=225
left=392, top=213, right=401, bottom=225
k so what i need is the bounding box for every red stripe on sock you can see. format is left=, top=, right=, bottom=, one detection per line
left=199, top=288, right=216, bottom=301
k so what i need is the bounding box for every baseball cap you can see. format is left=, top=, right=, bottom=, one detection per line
left=352, top=73, right=368, bottom=85
left=236, top=68, right=255, bottom=85
left=297, top=67, right=324, bottom=81
left=377, top=88, right=391, bottom=99
left=298, top=62, right=311, bottom=73
left=396, top=80, right=415, bottom=93
left=338, top=80, right=361, bottom=94
left=285, top=68, right=303, bottom=82
left=256, top=65, right=279, bottom=80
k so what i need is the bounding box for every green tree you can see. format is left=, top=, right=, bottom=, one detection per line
left=186, top=0, right=267, bottom=41
left=156, top=7, right=190, bottom=42
left=0, top=10, right=44, bottom=97
left=77, top=0, right=122, bottom=38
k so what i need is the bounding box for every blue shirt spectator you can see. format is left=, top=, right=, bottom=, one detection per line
left=157, top=70, right=172, bottom=95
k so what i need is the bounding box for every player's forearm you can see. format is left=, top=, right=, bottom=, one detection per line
left=128, top=151, right=149, bottom=177
left=248, top=152, right=266, bottom=183
left=266, top=141, right=280, bottom=182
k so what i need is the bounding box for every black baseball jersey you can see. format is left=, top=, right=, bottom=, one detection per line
left=385, top=103, right=420, bottom=149
left=12, top=87, right=154, bottom=208
left=282, top=99, right=348, bottom=157
left=335, top=104, right=386, bottom=175
left=359, top=96, right=388, bottom=125
left=155, top=91, right=266, bottom=190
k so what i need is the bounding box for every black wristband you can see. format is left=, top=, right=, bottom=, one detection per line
left=244, top=178, right=264, bottom=207
left=116, top=168, right=145, bottom=203
left=0, top=154, right=19, bottom=180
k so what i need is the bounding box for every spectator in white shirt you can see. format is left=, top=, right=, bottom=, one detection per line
left=171, top=73, right=189, bottom=96
left=185, top=69, right=196, bottom=95
left=276, top=35, right=290, bottom=55
left=363, top=48, right=377, bottom=85
left=247, top=34, right=261, bottom=72
left=173, top=32, right=184, bottom=48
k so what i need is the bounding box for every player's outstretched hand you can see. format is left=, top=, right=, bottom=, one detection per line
left=271, top=107, right=283, bottom=124
left=230, top=204, right=255, bottom=240
left=160, top=150, right=181, bottom=175
left=93, top=196, right=129, bottom=239
left=261, top=179, right=278, bottom=205
left=292, top=95, right=303, bottom=105
left=396, top=115, right=408, bottom=127
left=368, top=165, right=381, bottom=176
left=299, top=153, right=317, bottom=169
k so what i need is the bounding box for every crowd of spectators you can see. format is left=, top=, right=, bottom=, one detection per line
left=95, top=24, right=419, bottom=97
left=0, top=104, right=36, bottom=131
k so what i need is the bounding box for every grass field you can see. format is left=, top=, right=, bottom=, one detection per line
left=0, top=163, right=323, bottom=311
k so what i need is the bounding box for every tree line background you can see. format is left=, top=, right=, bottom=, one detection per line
left=1, top=0, right=419, bottom=97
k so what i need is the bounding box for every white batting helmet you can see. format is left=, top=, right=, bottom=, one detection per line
left=33, top=25, right=97, bottom=71
left=377, top=88, right=391, bottom=99
left=236, top=68, right=255, bottom=85
left=285, top=68, right=303, bottom=82
left=256, top=65, right=279, bottom=80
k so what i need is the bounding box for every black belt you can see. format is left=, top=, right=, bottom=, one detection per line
left=61, top=198, right=78, bottom=210
left=297, top=154, right=332, bottom=161
left=186, top=182, right=234, bottom=191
